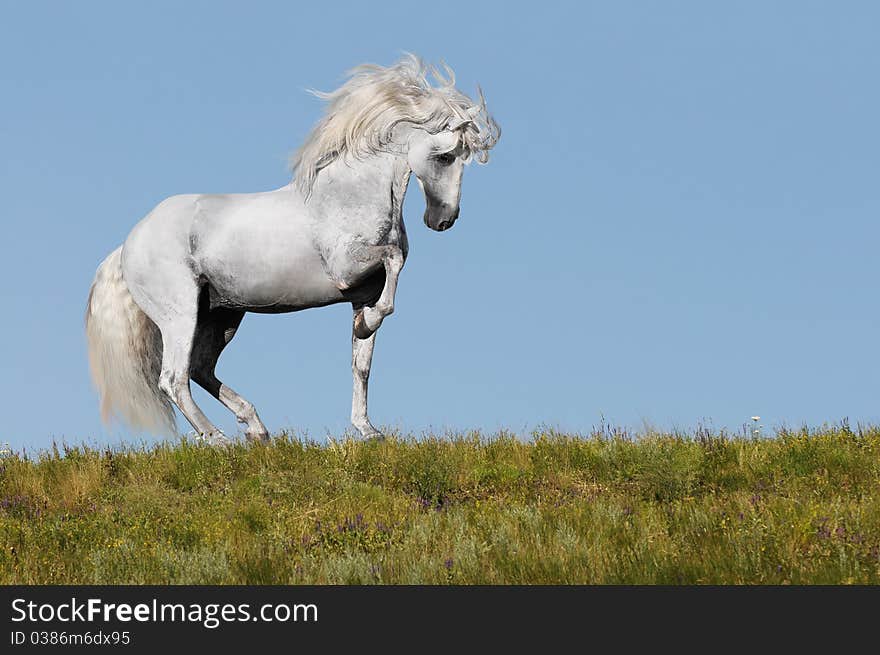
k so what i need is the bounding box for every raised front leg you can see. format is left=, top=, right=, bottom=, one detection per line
left=353, top=245, right=404, bottom=340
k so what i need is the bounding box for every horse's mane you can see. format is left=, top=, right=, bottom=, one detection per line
left=291, top=53, right=500, bottom=196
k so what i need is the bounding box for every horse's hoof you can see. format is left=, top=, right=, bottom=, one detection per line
left=353, top=311, right=375, bottom=340
left=205, top=432, right=232, bottom=447
left=363, top=431, right=385, bottom=443
left=246, top=429, right=271, bottom=444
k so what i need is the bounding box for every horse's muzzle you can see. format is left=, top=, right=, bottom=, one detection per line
left=425, top=205, right=459, bottom=232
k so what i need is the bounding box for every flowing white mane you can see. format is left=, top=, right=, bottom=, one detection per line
left=292, top=54, right=500, bottom=195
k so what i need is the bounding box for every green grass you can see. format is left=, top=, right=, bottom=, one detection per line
left=2, top=424, right=879, bottom=584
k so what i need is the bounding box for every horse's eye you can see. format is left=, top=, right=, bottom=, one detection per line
left=435, top=152, right=456, bottom=165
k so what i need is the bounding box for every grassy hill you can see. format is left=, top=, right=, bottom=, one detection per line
left=2, top=425, right=879, bottom=584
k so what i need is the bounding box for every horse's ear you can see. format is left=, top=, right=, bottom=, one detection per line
left=447, top=105, right=481, bottom=131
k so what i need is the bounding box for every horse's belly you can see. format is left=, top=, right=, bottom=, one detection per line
left=190, top=192, right=387, bottom=313
left=203, top=249, right=346, bottom=312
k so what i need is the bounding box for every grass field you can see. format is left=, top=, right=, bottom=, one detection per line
left=2, top=424, right=879, bottom=584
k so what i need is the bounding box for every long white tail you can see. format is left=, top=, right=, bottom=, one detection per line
left=85, top=247, right=176, bottom=435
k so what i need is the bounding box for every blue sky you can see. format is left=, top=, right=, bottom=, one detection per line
left=2, top=2, right=878, bottom=452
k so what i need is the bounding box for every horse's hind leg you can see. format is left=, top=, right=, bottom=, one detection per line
left=146, top=283, right=229, bottom=445
left=190, top=304, right=270, bottom=443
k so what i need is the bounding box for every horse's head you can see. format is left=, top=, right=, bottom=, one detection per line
left=292, top=54, right=500, bottom=217
left=407, top=125, right=471, bottom=232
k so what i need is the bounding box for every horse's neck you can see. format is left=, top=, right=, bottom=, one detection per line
left=308, top=151, right=411, bottom=234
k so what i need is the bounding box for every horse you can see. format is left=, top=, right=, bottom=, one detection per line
left=85, top=54, right=500, bottom=445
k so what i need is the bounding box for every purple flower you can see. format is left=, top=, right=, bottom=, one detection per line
left=444, top=558, right=454, bottom=570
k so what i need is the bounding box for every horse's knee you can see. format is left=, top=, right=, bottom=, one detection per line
left=378, top=300, right=394, bottom=317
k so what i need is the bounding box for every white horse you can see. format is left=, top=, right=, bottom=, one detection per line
left=85, top=55, right=500, bottom=444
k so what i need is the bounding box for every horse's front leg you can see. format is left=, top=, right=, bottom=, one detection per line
left=347, top=245, right=404, bottom=439
left=353, top=245, right=404, bottom=340
left=351, top=322, right=380, bottom=439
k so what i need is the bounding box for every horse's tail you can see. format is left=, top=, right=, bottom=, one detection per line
left=85, top=246, right=176, bottom=435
